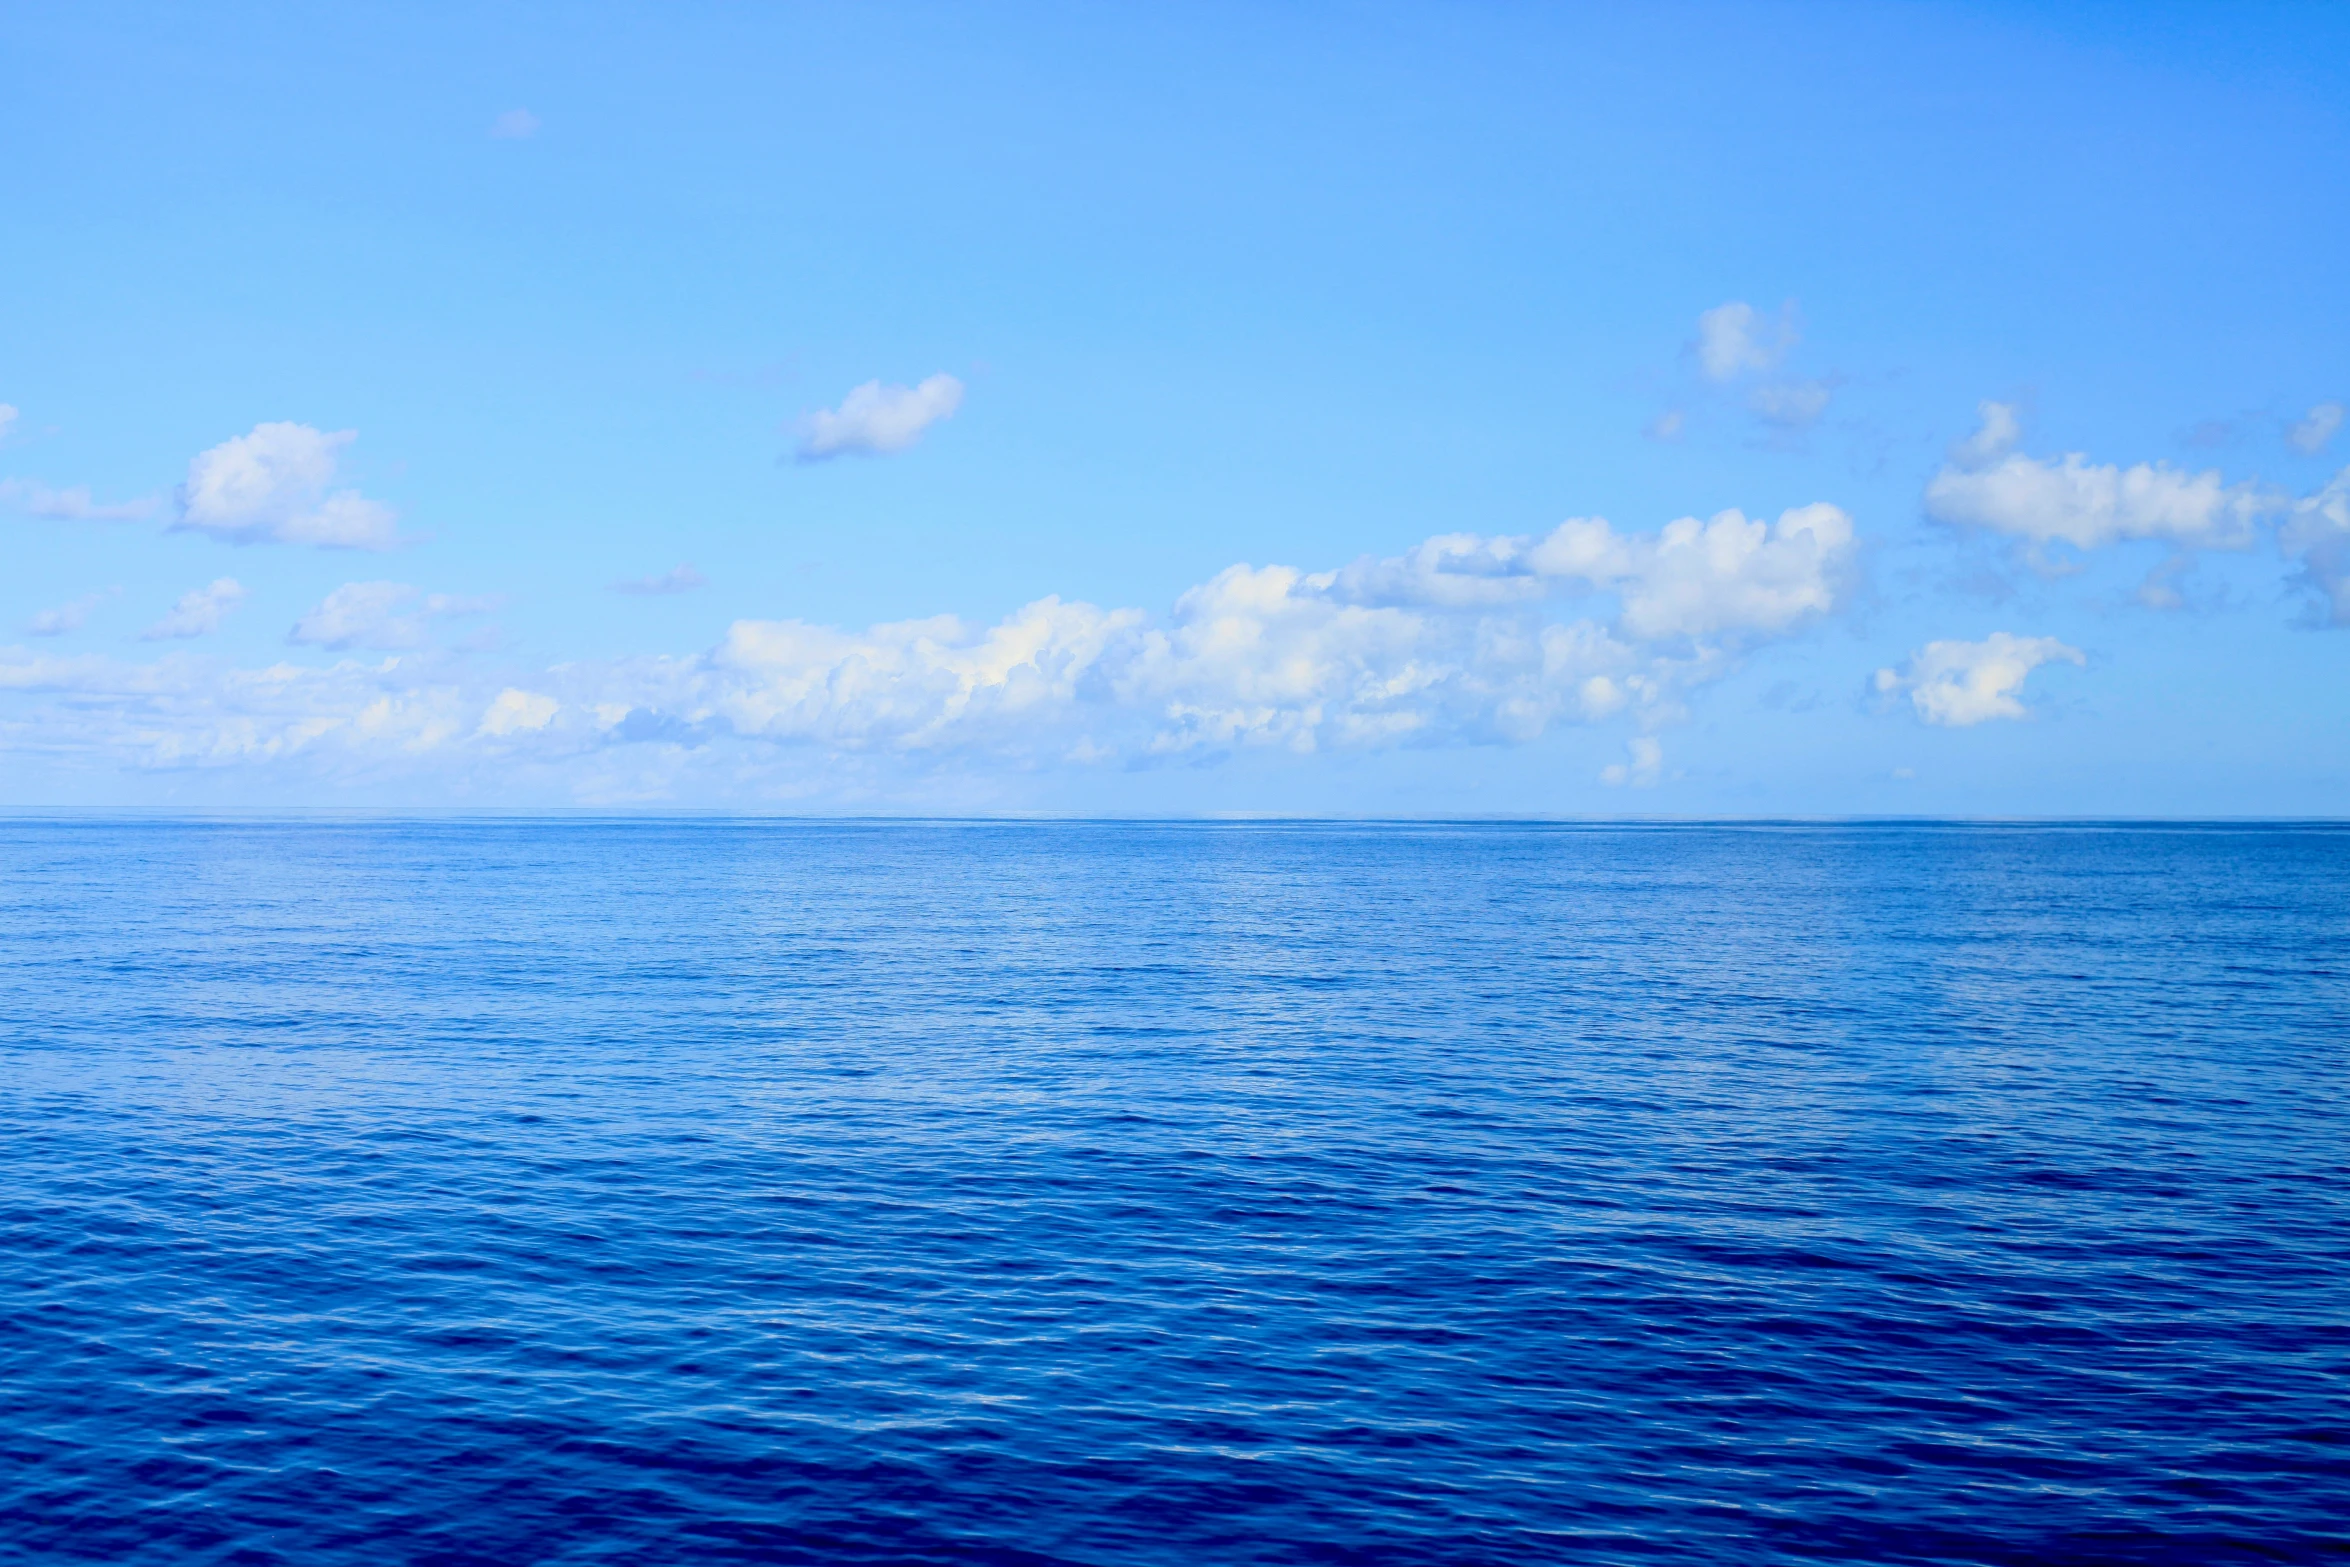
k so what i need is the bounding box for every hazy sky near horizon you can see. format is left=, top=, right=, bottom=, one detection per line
left=4, top=1, right=2348, bottom=812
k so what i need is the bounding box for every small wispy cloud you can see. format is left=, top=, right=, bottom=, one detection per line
left=2284, top=469, right=2350, bottom=626
left=796, top=374, right=964, bottom=461
left=0, top=479, right=160, bottom=521
left=1747, top=378, right=1834, bottom=431
left=0, top=404, right=17, bottom=441
left=288, top=581, right=499, bottom=651
left=1600, top=736, right=1663, bottom=786
left=2287, top=401, right=2343, bottom=457
left=611, top=564, right=707, bottom=596
left=1694, top=301, right=1797, bottom=382
left=490, top=108, right=540, bottom=140
left=28, top=588, right=117, bottom=637
left=1948, top=400, right=2022, bottom=469
left=141, top=578, right=247, bottom=641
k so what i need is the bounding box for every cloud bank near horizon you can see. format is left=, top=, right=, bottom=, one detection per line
left=0, top=502, right=1858, bottom=801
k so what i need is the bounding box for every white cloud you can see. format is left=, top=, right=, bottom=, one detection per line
left=0, top=479, right=161, bottom=521
left=490, top=109, right=540, bottom=139
left=0, top=502, right=1859, bottom=795
left=713, top=598, right=1144, bottom=751
left=797, top=374, right=964, bottom=461
left=29, top=589, right=114, bottom=637
left=1695, top=301, right=1795, bottom=382
left=141, top=579, right=247, bottom=641
left=0, top=646, right=485, bottom=772
left=289, top=582, right=496, bottom=650
left=1645, top=408, right=1686, bottom=442
left=2287, top=401, right=2343, bottom=457
left=1874, top=632, right=2084, bottom=726
left=1320, top=504, right=1855, bottom=636
left=690, top=503, right=1854, bottom=761
left=1130, top=571, right=1621, bottom=754
left=2283, top=466, right=2350, bottom=625
left=0, top=404, right=16, bottom=440
left=1600, top=736, right=1663, bottom=787
left=176, top=422, right=402, bottom=549
left=612, top=564, right=708, bottom=595
left=480, top=689, right=559, bottom=735
left=1924, top=449, right=2281, bottom=551
left=1611, top=504, right=1857, bottom=640
left=1747, top=378, right=1833, bottom=430
left=1948, top=400, right=2022, bottom=468
left=1930, top=408, right=2350, bottom=626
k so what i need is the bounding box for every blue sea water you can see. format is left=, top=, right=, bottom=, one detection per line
left=0, top=819, right=2344, bottom=1566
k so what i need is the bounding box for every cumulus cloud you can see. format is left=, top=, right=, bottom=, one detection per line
left=1316, top=504, right=1855, bottom=640
left=1930, top=404, right=2350, bottom=627
left=1873, top=632, right=2084, bottom=726
left=480, top=689, right=559, bottom=735
left=1924, top=448, right=2281, bottom=552
left=141, top=579, right=247, bottom=641
left=0, top=502, right=1861, bottom=795
left=29, top=589, right=114, bottom=637
left=1612, top=504, right=1856, bottom=640
left=0, top=479, right=161, bottom=521
left=289, top=582, right=496, bottom=650
left=2287, top=401, right=2343, bottom=457
left=612, top=564, right=708, bottom=595
left=797, top=374, right=964, bottom=461
left=176, top=423, right=402, bottom=549
left=712, top=597, right=1145, bottom=751
left=490, top=109, right=540, bottom=139
left=1695, top=301, right=1796, bottom=382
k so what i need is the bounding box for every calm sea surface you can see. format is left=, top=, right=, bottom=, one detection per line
left=1, top=820, right=2344, bottom=1565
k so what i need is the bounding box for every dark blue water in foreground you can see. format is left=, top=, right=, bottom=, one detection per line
left=1, top=821, right=2345, bottom=1565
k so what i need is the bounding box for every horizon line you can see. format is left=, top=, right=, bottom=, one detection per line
left=1, top=810, right=2345, bottom=827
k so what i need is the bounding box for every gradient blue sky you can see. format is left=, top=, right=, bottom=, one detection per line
left=5, top=1, right=2347, bottom=812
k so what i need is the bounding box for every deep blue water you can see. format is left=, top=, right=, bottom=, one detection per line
left=1, top=820, right=2345, bottom=1565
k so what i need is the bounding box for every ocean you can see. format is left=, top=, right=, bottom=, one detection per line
left=0, top=819, right=2343, bottom=1564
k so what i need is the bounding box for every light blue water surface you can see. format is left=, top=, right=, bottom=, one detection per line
left=1, top=820, right=2344, bottom=1564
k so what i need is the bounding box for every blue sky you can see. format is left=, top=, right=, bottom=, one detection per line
left=4, top=1, right=2347, bottom=812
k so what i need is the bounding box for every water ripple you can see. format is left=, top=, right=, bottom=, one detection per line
left=0, top=820, right=2344, bottom=1564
